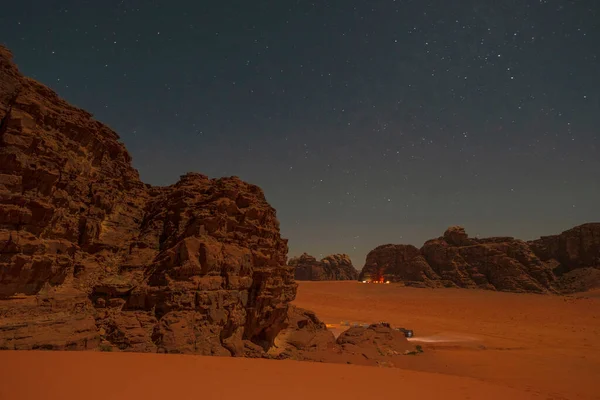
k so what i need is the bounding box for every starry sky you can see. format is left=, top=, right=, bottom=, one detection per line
left=1, top=0, right=598, bottom=267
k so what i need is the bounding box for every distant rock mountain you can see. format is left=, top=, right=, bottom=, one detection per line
left=289, top=253, right=359, bottom=281
left=359, top=224, right=600, bottom=294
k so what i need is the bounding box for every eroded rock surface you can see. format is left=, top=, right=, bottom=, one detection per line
left=359, top=224, right=600, bottom=294
left=0, top=45, right=296, bottom=354
left=289, top=253, right=358, bottom=281
left=269, top=307, right=419, bottom=366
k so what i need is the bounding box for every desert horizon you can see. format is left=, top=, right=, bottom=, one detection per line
left=2, top=281, right=598, bottom=399
left=1, top=41, right=599, bottom=398
left=1, top=1, right=599, bottom=399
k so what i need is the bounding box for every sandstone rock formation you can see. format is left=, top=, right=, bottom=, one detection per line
left=335, top=322, right=416, bottom=361
left=289, top=253, right=358, bottom=281
left=359, top=224, right=600, bottom=294
left=270, top=305, right=337, bottom=357
left=269, top=306, right=418, bottom=367
left=0, top=45, right=296, bottom=354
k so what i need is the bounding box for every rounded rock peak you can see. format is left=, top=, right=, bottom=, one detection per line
left=322, top=253, right=352, bottom=264
left=179, top=172, right=210, bottom=182
left=443, top=226, right=470, bottom=246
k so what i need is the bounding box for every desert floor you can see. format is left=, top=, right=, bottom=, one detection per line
left=0, top=283, right=598, bottom=400
left=294, top=281, right=600, bottom=400
left=0, top=350, right=537, bottom=400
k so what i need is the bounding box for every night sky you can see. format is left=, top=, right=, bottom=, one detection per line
left=1, top=0, right=598, bottom=267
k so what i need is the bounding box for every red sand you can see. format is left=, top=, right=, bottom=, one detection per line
left=0, top=350, right=536, bottom=400
left=1, top=282, right=598, bottom=399
left=294, top=281, right=600, bottom=400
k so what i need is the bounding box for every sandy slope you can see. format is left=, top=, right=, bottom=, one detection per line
left=0, top=350, right=536, bottom=400
left=294, top=282, right=600, bottom=400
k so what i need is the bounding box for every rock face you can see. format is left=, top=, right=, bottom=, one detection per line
left=359, top=224, right=600, bottom=294
left=529, top=223, right=600, bottom=293
left=0, top=45, right=296, bottom=354
left=289, top=253, right=358, bottom=281
left=528, top=223, right=600, bottom=272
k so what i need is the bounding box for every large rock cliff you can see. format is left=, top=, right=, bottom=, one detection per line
left=359, top=224, right=600, bottom=294
left=0, top=45, right=296, bottom=353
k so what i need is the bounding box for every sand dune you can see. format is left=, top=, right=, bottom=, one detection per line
left=294, top=282, right=600, bottom=400
left=0, top=350, right=537, bottom=400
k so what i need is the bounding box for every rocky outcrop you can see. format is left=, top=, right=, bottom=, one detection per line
left=268, top=307, right=419, bottom=366
left=335, top=322, right=416, bottom=361
left=289, top=253, right=358, bottom=281
left=358, top=244, right=437, bottom=285
left=0, top=44, right=296, bottom=354
left=270, top=305, right=337, bottom=356
left=359, top=224, right=600, bottom=294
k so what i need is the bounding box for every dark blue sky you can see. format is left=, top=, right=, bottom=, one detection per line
left=1, top=0, right=598, bottom=266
